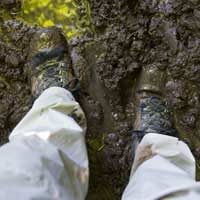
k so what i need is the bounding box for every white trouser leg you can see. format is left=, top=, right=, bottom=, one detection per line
left=0, top=87, right=88, bottom=200
left=122, top=133, right=200, bottom=200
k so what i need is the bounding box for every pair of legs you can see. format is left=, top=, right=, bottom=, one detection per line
left=0, top=27, right=199, bottom=199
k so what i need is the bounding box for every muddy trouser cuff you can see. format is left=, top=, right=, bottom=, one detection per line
left=0, top=87, right=88, bottom=200
left=122, top=133, right=200, bottom=200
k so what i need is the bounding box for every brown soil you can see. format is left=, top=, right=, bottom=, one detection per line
left=0, top=0, right=200, bottom=199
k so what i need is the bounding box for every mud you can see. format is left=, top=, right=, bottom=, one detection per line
left=0, top=0, right=200, bottom=200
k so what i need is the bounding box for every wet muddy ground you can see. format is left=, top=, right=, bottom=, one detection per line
left=0, top=0, right=200, bottom=199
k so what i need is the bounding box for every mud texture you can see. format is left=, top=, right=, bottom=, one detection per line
left=0, top=0, right=200, bottom=200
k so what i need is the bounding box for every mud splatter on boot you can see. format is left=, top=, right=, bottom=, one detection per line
left=132, top=67, right=178, bottom=156
left=134, top=94, right=178, bottom=136
left=27, top=26, right=79, bottom=99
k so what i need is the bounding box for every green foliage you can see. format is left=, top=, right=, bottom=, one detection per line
left=0, top=75, right=10, bottom=89
left=88, top=133, right=105, bottom=152
left=19, top=0, right=92, bottom=39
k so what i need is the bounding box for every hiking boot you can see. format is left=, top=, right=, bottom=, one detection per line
left=132, top=66, right=178, bottom=150
left=27, top=26, right=78, bottom=99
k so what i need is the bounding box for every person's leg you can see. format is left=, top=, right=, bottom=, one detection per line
left=0, top=27, right=88, bottom=200
left=122, top=67, right=200, bottom=200
left=0, top=87, right=88, bottom=200
left=122, top=133, right=198, bottom=200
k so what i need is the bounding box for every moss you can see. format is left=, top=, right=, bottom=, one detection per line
left=0, top=75, right=10, bottom=90
left=88, top=132, right=105, bottom=152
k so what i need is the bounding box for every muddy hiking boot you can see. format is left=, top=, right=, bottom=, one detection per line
left=132, top=66, right=178, bottom=155
left=27, top=26, right=79, bottom=99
